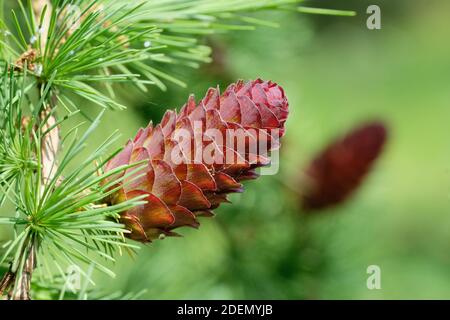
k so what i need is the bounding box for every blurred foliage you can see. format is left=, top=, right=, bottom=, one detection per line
left=2, top=0, right=450, bottom=299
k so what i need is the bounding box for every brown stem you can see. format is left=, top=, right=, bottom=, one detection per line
left=8, top=98, right=61, bottom=300
left=40, top=105, right=60, bottom=185
left=8, top=85, right=61, bottom=301
left=0, top=270, right=15, bottom=297
left=8, top=241, right=36, bottom=300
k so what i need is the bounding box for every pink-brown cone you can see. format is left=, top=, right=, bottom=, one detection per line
left=105, top=79, right=289, bottom=242
left=301, top=121, right=387, bottom=211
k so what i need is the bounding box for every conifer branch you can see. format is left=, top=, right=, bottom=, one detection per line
left=2, top=1, right=59, bottom=300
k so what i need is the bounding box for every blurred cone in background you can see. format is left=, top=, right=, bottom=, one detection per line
left=301, top=121, right=388, bottom=212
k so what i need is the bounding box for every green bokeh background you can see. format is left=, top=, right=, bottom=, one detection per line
left=2, top=0, right=450, bottom=299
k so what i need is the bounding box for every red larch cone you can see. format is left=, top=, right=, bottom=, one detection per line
left=104, top=79, right=289, bottom=242
left=301, top=121, right=387, bottom=211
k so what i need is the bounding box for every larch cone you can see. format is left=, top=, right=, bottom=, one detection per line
left=104, top=79, right=289, bottom=242
left=301, top=121, right=387, bottom=211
